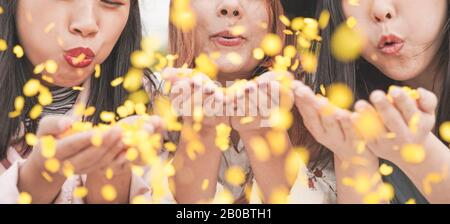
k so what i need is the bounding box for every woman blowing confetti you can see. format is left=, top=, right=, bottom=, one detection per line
left=0, top=0, right=162, bottom=204
left=155, top=0, right=337, bottom=204
left=293, top=0, right=450, bottom=203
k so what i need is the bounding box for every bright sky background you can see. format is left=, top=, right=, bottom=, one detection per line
left=140, top=0, right=170, bottom=50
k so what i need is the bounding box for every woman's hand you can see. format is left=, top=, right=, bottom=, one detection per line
left=19, top=115, right=124, bottom=203
left=292, top=81, right=384, bottom=203
left=361, top=87, right=438, bottom=162
left=292, top=81, right=372, bottom=161
left=163, top=68, right=229, bottom=203
left=229, top=71, right=294, bottom=134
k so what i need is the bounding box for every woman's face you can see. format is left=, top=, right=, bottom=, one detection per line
left=191, top=0, right=270, bottom=80
left=342, top=0, right=447, bottom=81
left=16, top=0, right=131, bottom=87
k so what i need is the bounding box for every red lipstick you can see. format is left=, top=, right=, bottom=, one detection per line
left=63, top=47, right=95, bottom=68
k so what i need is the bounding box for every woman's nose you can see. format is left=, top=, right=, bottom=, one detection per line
left=371, top=0, right=396, bottom=23
left=69, top=2, right=99, bottom=38
left=217, top=0, right=243, bottom=19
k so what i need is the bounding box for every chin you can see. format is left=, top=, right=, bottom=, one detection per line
left=377, top=66, right=420, bottom=82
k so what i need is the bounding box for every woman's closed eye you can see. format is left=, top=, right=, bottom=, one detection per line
left=100, top=0, right=125, bottom=7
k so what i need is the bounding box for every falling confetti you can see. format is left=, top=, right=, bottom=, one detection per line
left=261, top=33, right=282, bottom=56
left=101, top=184, right=117, bottom=202
left=401, top=144, right=426, bottom=164
left=331, top=20, right=365, bottom=62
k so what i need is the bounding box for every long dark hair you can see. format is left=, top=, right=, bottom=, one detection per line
left=314, top=0, right=450, bottom=145
left=0, top=0, right=155, bottom=160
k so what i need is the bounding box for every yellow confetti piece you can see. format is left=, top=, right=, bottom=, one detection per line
left=379, top=163, right=394, bottom=176
left=348, top=0, right=360, bottom=6
left=408, top=112, right=420, bottom=134
left=300, top=52, right=318, bottom=73
left=269, top=108, right=293, bottom=130
left=13, top=45, right=24, bottom=58
left=44, top=158, right=60, bottom=173
left=41, top=171, right=53, bottom=182
left=101, top=184, right=117, bottom=202
left=268, top=187, right=289, bottom=204
left=377, top=183, right=395, bottom=201
left=124, top=69, right=144, bottom=92
left=195, top=53, right=218, bottom=80
left=0, top=39, right=7, bottom=51
left=131, top=51, right=154, bottom=69
left=23, top=79, right=41, bottom=97
left=201, top=179, right=209, bottom=191
left=319, top=10, right=330, bottom=29
left=326, top=83, right=354, bottom=109
left=346, top=16, right=358, bottom=28
left=253, top=48, right=265, bottom=60
left=15, top=96, right=25, bottom=111
left=94, top=64, right=101, bottom=78
left=249, top=137, right=270, bottom=162
left=283, top=45, right=297, bottom=59
left=215, top=123, right=231, bottom=151
left=353, top=175, right=372, bottom=194
left=212, top=189, right=234, bottom=204
left=0, top=6, right=3, bottom=14
left=44, top=23, right=55, bottom=33
left=261, top=33, right=282, bottom=56
left=423, top=172, right=444, bottom=195
left=267, top=130, right=287, bottom=156
left=25, top=133, right=38, bottom=146
left=279, top=15, right=291, bottom=26
left=405, top=198, right=416, bottom=204
left=164, top=142, right=177, bottom=152
left=45, top=60, right=58, bottom=74
left=18, top=192, right=32, bottom=204
left=111, top=77, right=124, bottom=87
left=226, top=52, right=243, bottom=65
left=354, top=109, right=384, bottom=140
left=230, top=25, right=246, bottom=36
left=106, top=168, right=114, bottom=180
left=331, top=23, right=365, bottom=62
left=170, top=0, right=197, bottom=32
left=73, top=187, right=89, bottom=199
left=91, top=131, right=103, bottom=147
left=100, top=111, right=115, bottom=123
left=401, top=144, right=426, bottom=164
left=84, top=106, right=96, bottom=117
left=225, top=166, right=246, bottom=187
left=285, top=150, right=302, bottom=185
left=41, top=136, right=56, bottom=158
left=62, top=161, right=75, bottom=178
left=38, top=88, right=53, bottom=106
left=29, top=104, right=43, bottom=120
left=126, top=147, right=139, bottom=162
left=42, top=75, right=54, bottom=84
left=439, top=121, right=450, bottom=143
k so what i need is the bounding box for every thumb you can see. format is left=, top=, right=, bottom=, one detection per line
left=36, top=115, right=74, bottom=137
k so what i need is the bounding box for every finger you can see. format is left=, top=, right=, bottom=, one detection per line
left=337, top=110, right=361, bottom=143
left=417, top=87, right=438, bottom=115
left=66, top=128, right=122, bottom=174
left=37, top=115, right=74, bottom=137
left=55, top=131, right=94, bottom=160
left=389, top=87, right=420, bottom=122
left=88, top=139, right=126, bottom=173
left=317, top=97, right=344, bottom=139
left=369, top=90, right=409, bottom=134
left=294, top=86, right=326, bottom=135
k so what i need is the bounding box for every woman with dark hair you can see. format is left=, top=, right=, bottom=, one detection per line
left=0, top=0, right=160, bottom=204
left=293, top=0, right=450, bottom=203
